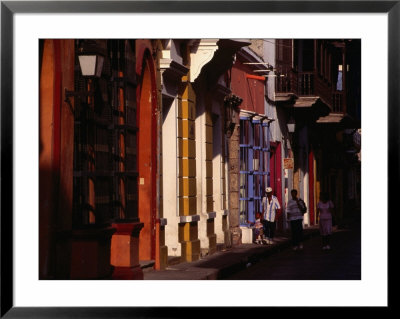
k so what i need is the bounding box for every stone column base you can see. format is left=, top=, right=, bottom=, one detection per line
left=159, top=245, right=169, bottom=270
left=181, top=239, right=201, bottom=262
left=230, top=226, right=242, bottom=246
left=224, top=229, right=232, bottom=248
left=208, top=234, right=217, bottom=255
left=200, top=234, right=217, bottom=258
left=156, top=221, right=168, bottom=270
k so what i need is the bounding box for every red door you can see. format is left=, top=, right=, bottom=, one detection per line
left=270, top=142, right=283, bottom=228
left=137, top=52, right=157, bottom=262
left=308, top=149, right=315, bottom=225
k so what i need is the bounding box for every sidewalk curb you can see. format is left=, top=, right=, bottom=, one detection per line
left=143, top=226, right=321, bottom=280
left=217, top=227, right=320, bottom=279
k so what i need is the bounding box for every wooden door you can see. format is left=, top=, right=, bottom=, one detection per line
left=138, top=54, right=157, bottom=261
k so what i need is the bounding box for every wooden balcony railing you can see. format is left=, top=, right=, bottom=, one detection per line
left=276, top=69, right=345, bottom=113
left=275, top=72, right=292, bottom=93
left=276, top=71, right=314, bottom=96
left=332, top=92, right=344, bottom=113
left=296, top=72, right=314, bottom=96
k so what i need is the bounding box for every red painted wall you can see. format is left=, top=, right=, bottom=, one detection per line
left=39, top=39, right=75, bottom=279
left=39, top=39, right=56, bottom=279
left=231, top=60, right=265, bottom=115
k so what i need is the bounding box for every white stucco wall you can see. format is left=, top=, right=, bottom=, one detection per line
left=195, top=99, right=210, bottom=250
left=211, top=100, right=226, bottom=244
left=162, top=98, right=182, bottom=257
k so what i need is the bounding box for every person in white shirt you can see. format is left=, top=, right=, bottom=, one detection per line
left=286, top=189, right=306, bottom=250
left=262, top=187, right=281, bottom=244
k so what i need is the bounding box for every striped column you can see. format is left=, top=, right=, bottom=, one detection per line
left=177, top=76, right=200, bottom=262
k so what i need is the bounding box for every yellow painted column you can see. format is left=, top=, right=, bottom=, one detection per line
left=177, top=76, right=200, bottom=262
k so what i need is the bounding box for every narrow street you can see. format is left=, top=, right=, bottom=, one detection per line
left=36, top=38, right=362, bottom=284
left=224, top=222, right=361, bottom=280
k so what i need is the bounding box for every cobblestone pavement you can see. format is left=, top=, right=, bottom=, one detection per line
left=224, top=222, right=361, bottom=280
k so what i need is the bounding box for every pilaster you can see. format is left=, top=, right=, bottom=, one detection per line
left=178, top=76, right=200, bottom=262
left=225, top=95, right=243, bottom=246
left=228, top=123, right=242, bottom=245
left=160, top=44, right=190, bottom=263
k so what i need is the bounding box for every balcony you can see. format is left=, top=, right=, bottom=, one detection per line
left=276, top=70, right=345, bottom=114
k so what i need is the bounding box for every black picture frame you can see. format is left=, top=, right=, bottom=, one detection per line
left=1, top=0, right=394, bottom=317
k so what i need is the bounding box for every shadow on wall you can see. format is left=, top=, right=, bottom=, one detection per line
left=39, top=165, right=71, bottom=279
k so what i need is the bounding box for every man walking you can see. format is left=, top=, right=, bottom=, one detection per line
left=286, top=189, right=306, bottom=250
left=262, top=187, right=281, bottom=244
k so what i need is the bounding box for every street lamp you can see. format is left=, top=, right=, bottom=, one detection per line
left=78, top=54, right=104, bottom=77
left=65, top=41, right=105, bottom=107
left=287, top=116, right=296, bottom=133
left=76, top=39, right=105, bottom=78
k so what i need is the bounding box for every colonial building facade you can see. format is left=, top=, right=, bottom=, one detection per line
left=39, top=39, right=161, bottom=279
left=39, top=39, right=250, bottom=279
left=39, top=38, right=360, bottom=279
left=273, top=39, right=361, bottom=227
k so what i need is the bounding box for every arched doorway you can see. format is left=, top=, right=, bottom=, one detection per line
left=137, top=51, right=157, bottom=262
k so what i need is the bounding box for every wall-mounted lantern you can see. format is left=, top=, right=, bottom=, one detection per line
left=287, top=116, right=296, bottom=133
left=76, top=40, right=105, bottom=78
left=65, top=40, right=106, bottom=108
left=78, top=54, right=104, bottom=77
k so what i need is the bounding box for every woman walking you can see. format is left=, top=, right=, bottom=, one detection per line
left=317, top=192, right=335, bottom=250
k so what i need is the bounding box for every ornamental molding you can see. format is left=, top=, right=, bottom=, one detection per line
left=180, top=214, right=201, bottom=223
left=160, top=49, right=189, bottom=98
left=189, top=39, right=219, bottom=82
left=160, top=50, right=189, bottom=82
left=207, top=212, right=217, bottom=219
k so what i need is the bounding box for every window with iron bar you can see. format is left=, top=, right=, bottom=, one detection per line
left=72, top=40, right=138, bottom=228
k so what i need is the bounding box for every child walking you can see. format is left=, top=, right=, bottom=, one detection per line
left=251, top=212, right=265, bottom=244
left=317, top=192, right=335, bottom=250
